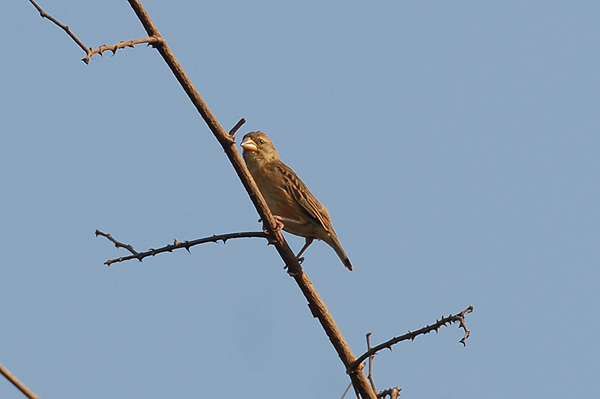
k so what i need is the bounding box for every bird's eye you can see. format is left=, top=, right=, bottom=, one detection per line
left=259, top=139, right=265, bottom=144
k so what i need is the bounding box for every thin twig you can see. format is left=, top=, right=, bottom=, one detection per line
left=339, top=382, right=353, bottom=399
left=366, top=334, right=402, bottom=398
left=366, top=333, right=377, bottom=393
left=229, top=118, right=246, bottom=137
left=96, top=229, right=268, bottom=265
left=28, top=0, right=89, bottom=54
left=348, top=306, right=474, bottom=373
left=95, top=230, right=139, bottom=255
left=0, top=361, right=40, bottom=399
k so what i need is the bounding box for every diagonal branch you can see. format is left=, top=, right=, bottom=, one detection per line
left=0, top=361, right=40, bottom=399
left=95, top=229, right=268, bottom=266
left=125, top=1, right=376, bottom=397
left=348, top=305, right=474, bottom=373
left=29, top=0, right=88, bottom=54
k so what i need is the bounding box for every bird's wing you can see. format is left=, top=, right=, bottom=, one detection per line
left=274, top=162, right=333, bottom=234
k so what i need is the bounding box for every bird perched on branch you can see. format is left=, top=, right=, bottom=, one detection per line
left=241, top=131, right=352, bottom=271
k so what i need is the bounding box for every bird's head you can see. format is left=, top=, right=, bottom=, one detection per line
left=241, top=131, right=279, bottom=165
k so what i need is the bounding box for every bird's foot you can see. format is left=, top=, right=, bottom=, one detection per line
left=259, top=216, right=285, bottom=234
left=273, top=215, right=286, bottom=231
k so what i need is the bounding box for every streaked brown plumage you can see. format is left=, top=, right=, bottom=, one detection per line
left=241, top=131, right=352, bottom=271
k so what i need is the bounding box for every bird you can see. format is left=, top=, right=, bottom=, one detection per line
left=240, top=131, right=352, bottom=271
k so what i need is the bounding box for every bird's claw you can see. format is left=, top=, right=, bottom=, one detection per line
left=260, top=216, right=284, bottom=234
left=273, top=215, right=285, bottom=231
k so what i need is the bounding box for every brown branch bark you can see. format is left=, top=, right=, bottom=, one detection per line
left=82, top=36, right=163, bottom=64
left=123, top=1, right=376, bottom=397
left=0, top=361, right=40, bottom=399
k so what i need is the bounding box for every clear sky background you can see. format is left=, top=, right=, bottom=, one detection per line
left=2, top=1, right=599, bottom=398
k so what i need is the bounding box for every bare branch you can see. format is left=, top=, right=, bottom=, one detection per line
left=96, top=229, right=268, bottom=265
left=28, top=0, right=89, bottom=54
left=95, top=229, right=139, bottom=256
left=339, top=382, right=353, bottom=399
left=366, top=333, right=377, bottom=393
left=348, top=306, right=474, bottom=373
left=0, top=361, right=40, bottom=399
left=229, top=118, right=246, bottom=137
left=28, top=0, right=165, bottom=64
left=82, top=36, right=164, bottom=64
left=366, top=334, right=403, bottom=398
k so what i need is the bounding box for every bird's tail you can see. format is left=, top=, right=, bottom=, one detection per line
left=326, top=234, right=353, bottom=271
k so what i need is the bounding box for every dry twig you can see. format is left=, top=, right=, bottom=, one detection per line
left=82, top=36, right=163, bottom=64
left=348, top=306, right=474, bottom=373
left=229, top=118, right=246, bottom=137
left=28, top=0, right=164, bottom=64
left=96, top=229, right=268, bottom=266
left=364, top=333, right=402, bottom=398
left=366, top=333, right=377, bottom=393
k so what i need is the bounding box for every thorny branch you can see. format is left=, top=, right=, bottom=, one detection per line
left=82, top=37, right=163, bottom=64
left=348, top=306, right=474, bottom=373
left=28, top=0, right=163, bottom=64
left=96, top=229, right=268, bottom=266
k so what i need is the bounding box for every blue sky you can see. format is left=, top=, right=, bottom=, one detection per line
left=2, top=1, right=599, bottom=398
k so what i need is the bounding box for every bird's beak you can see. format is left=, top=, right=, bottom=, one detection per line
left=241, top=138, right=258, bottom=152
